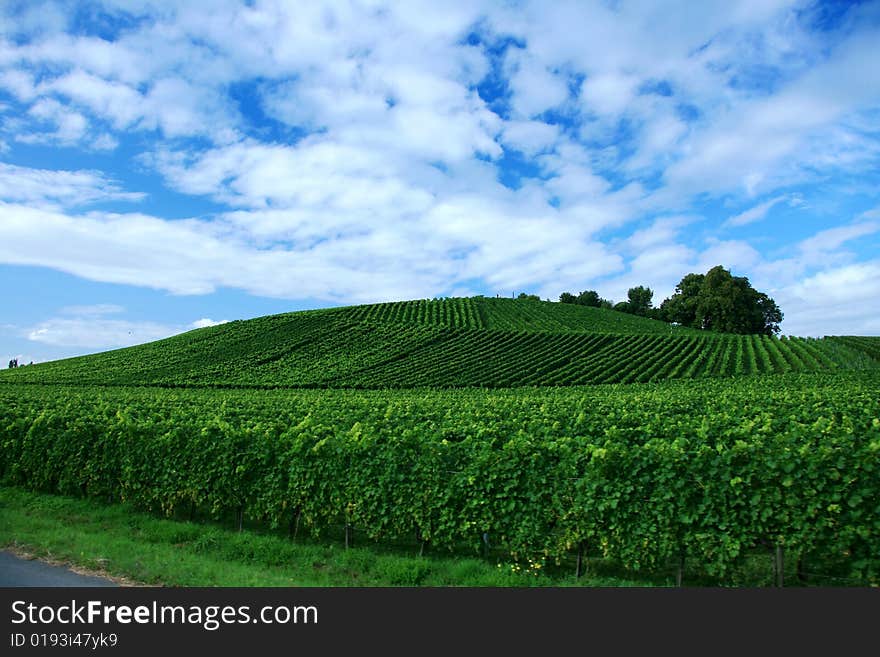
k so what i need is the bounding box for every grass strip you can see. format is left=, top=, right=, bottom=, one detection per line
left=0, top=487, right=649, bottom=587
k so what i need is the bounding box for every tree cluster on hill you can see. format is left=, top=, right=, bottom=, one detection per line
left=560, top=286, right=661, bottom=318
left=559, top=265, right=783, bottom=335
left=558, top=289, right=613, bottom=309
left=660, top=266, right=782, bottom=335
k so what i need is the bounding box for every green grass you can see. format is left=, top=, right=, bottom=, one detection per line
left=0, top=487, right=651, bottom=587
left=3, top=487, right=857, bottom=587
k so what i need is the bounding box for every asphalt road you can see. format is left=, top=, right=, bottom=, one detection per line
left=0, top=551, right=118, bottom=587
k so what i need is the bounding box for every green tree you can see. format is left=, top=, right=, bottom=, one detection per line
left=659, top=273, right=704, bottom=326
left=576, top=290, right=602, bottom=307
left=559, top=290, right=605, bottom=307
left=626, top=286, right=654, bottom=317
left=661, top=266, right=783, bottom=334
left=755, top=292, right=783, bottom=335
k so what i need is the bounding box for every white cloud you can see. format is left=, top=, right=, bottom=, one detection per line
left=141, top=77, right=233, bottom=140
left=40, top=69, right=234, bottom=142
left=0, top=0, right=879, bottom=341
left=0, top=180, right=635, bottom=306
left=263, top=80, right=389, bottom=132
left=191, top=318, right=229, bottom=329
left=0, top=163, right=145, bottom=208
left=624, top=109, right=689, bottom=172
left=20, top=97, right=89, bottom=145
left=778, top=261, right=880, bottom=336
left=790, top=262, right=880, bottom=305
left=580, top=73, right=637, bottom=117
left=798, top=220, right=880, bottom=259
left=47, top=70, right=143, bottom=130
left=92, top=133, right=118, bottom=150
left=150, top=138, right=436, bottom=213
left=501, top=120, right=560, bottom=155
left=26, top=317, right=177, bottom=349
left=725, top=195, right=796, bottom=227
left=11, top=32, right=149, bottom=84
left=623, top=216, right=699, bottom=253
left=0, top=202, right=235, bottom=295
left=23, top=309, right=232, bottom=350
left=664, top=16, right=880, bottom=198
left=0, top=69, right=37, bottom=101
left=697, top=240, right=762, bottom=274
left=506, top=50, right=570, bottom=118
left=605, top=242, right=697, bottom=304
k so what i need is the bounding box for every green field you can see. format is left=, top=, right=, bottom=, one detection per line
left=1, top=297, right=877, bottom=388
left=1, top=373, right=878, bottom=584
left=1, top=298, right=878, bottom=585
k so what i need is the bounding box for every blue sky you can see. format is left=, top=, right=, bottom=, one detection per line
left=2, top=0, right=880, bottom=364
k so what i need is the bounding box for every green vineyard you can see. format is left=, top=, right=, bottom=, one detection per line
left=343, top=296, right=700, bottom=334
left=1, top=373, right=878, bottom=581
left=2, top=296, right=879, bottom=585
left=2, top=297, right=878, bottom=389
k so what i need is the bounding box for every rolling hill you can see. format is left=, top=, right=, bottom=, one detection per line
left=2, top=296, right=878, bottom=389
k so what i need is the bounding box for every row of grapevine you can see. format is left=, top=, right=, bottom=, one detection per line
left=344, top=297, right=703, bottom=335
left=594, top=336, right=664, bottom=384
left=829, top=336, right=880, bottom=361
left=477, top=297, right=701, bottom=334
left=819, top=336, right=880, bottom=369
left=335, top=332, right=877, bottom=388
left=345, top=298, right=485, bottom=329
left=2, top=373, right=878, bottom=581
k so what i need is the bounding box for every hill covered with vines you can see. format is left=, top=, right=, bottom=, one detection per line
left=2, top=296, right=877, bottom=389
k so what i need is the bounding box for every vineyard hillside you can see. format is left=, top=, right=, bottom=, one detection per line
left=2, top=297, right=878, bottom=389
left=344, top=296, right=701, bottom=334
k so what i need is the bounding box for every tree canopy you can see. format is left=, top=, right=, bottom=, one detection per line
left=660, top=265, right=783, bottom=335
left=558, top=289, right=612, bottom=309
left=557, top=265, right=783, bottom=335
left=626, top=285, right=653, bottom=317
